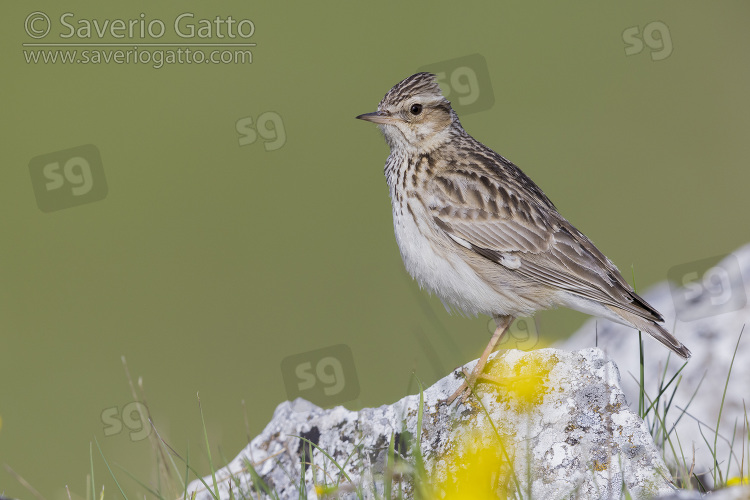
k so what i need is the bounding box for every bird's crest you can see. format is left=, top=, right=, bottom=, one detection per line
left=378, top=72, right=448, bottom=110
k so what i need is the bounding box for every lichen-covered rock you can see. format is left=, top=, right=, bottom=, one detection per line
left=559, top=245, right=750, bottom=484
left=656, top=485, right=750, bottom=499
left=187, top=348, right=675, bottom=499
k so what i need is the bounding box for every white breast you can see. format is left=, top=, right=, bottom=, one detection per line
left=388, top=158, right=505, bottom=317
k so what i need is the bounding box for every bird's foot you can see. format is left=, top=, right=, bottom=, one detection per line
left=443, top=367, right=475, bottom=405
left=442, top=365, right=507, bottom=406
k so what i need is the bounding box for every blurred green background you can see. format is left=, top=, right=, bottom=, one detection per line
left=1, top=2, right=749, bottom=498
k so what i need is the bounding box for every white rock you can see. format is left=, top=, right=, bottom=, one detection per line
left=187, top=348, right=675, bottom=499
left=559, top=244, right=750, bottom=486
left=656, top=485, right=750, bottom=499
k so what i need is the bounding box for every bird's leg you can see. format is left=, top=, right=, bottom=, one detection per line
left=444, top=315, right=515, bottom=405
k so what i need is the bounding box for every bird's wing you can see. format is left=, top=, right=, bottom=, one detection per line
left=427, top=165, right=663, bottom=322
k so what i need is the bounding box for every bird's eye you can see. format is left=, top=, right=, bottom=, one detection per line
left=410, top=103, right=423, bottom=115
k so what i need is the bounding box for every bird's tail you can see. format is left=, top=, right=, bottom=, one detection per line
left=606, top=305, right=692, bottom=359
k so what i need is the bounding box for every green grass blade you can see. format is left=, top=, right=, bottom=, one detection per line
left=631, top=267, right=645, bottom=420
left=472, top=386, right=523, bottom=495
left=639, top=387, right=688, bottom=487
left=725, top=418, right=739, bottom=482
left=712, top=325, right=745, bottom=486
left=90, top=442, right=96, bottom=500
left=113, top=463, right=163, bottom=499
left=411, top=375, right=431, bottom=499
left=745, top=401, right=749, bottom=487
left=94, top=437, right=128, bottom=499
left=289, top=435, right=356, bottom=488
left=242, top=457, right=275, bottom=497
left=183, top=443, right=191, bottom=500
left=639, top=331, right=645, bottom=419
left=643, top=361, right=687, bottom=418
left=147, top=419, right=185, bottom=488
left=198, top=393, right=220, bottom=499
left=697, top=423, right=723, bottom=486
left=413, top=375, right=426, bottom=478
left=298, top=446, right=307, bottom=500
left=335, top=437, right=366, bottom=489
left=668, top=371, right=707, bottom=437
left=146, top=420, right=221, bottom=500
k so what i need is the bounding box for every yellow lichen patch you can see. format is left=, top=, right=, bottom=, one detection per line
left=483, top=352, right=557, bottom=410
left=593, top=459, right=609, bottom=472
left=430, top=429, right=516, bottom=499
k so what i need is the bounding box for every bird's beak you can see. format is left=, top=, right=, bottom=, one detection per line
left=356, top=111, right=397, bottom=125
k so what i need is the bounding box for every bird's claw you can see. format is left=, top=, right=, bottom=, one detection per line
left=443, top=367, right=477, bottom=405
left=442, top=366, right=506, bottom=406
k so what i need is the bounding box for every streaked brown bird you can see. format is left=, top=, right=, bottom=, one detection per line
left=356, top=72, right=690, bottom=404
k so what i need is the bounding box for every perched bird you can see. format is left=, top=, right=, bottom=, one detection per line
left=356, top=72, right=690, bottom=404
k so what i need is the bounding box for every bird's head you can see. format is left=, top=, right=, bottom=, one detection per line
left=357, top=72, right=458, bottom=154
